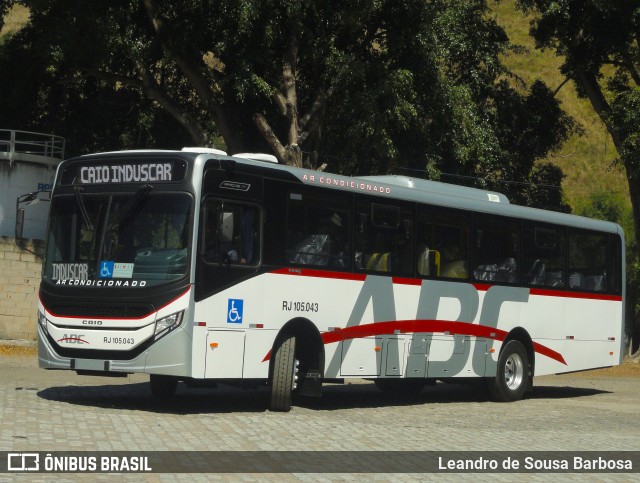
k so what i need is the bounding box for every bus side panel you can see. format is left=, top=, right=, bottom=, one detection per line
left=339, top=337, right=383, bottom=377
left=427, top=336, right=487, bottom=378
left=262, top=272, right=359, bottom=379
left=191, top=325, right=207, bottom=378
left=193, top=275, right=266, bottom=378
left=534, top=340, right=620, bottom=376
left=193, top=271, right=623, bottom=380
left=522, top=295, right=623, bottom=375
left=205, top=330, right=245, bottom=378
left=243, top=329, right=276, bottom=379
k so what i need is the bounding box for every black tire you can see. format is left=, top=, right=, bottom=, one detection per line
left=150, top=374, right=178, bottom=398
left=374, top=378, right=427, bottom=395
left=270, top=336, right=297, bottom=412
left=488, top=340, right=529, bottom=402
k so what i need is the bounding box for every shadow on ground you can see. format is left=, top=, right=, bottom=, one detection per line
left=35, top=380, right=610, bottom=414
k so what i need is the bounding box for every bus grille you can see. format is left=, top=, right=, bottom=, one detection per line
left=47, top=303, right=154, bottom=319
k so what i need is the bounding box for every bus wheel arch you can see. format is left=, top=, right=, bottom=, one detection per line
left=269, top=317, right=325, bottom=411
left=488, top=327, right=534, bottom=402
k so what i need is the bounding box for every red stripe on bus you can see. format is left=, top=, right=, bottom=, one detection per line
left=529, top=287, right=622, bottom=301
left=271, top=268, right=622, bottom=301
left=262, top=319, right=567, bottom=366
left=270, top=267, right=366, bottom=281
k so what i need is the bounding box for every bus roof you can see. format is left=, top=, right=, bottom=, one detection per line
left=66, top=149, right=623, bottom=236
left=356, top=175, right=510, bottom=204
left=221, top=153, right=621, bottom=236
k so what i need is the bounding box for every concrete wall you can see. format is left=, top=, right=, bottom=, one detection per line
left=0, top=161, right=55, bottom=239
left=0, top=236, right=43, bottom=341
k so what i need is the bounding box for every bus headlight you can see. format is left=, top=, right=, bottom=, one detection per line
left=37, top=310, right=49, bottom=334
left=154, top=311, right=184, bottom=340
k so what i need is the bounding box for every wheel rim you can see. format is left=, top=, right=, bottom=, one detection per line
left=504, top=353, right=524, bottom=390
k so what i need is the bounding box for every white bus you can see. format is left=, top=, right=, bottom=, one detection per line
left=30, top=148, right=625, bottom=411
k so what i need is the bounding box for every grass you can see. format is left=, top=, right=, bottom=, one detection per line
left=0, top=4, right=28, bottom=37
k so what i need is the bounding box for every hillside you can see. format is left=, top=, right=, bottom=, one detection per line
left=0, top=4, right=27, bottom=38
left=491, top=0, right=629, bottom=215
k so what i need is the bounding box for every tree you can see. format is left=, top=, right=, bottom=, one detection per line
left=516, top=0, right=640, bottom=354
left=517, top=0, right=640, bottom=259
left=1, top=0, right=574, bottom=211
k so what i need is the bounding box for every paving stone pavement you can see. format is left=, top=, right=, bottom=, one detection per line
left=0, top=351, right=638, bottom=482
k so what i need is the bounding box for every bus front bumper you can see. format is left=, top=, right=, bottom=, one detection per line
left=37, top=324, right=193, bottom=377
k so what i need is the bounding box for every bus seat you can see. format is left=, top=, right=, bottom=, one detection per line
left=290, top=234, right=330, bottom=266
left=496, top=257, right=517, bottom=283
left=367, top=252, right=391, bottom=272
left=527, top=259, right=546, bottom=286
left=417, top=249, right=440, bottom=276
left=584, top=275, right=604, bottom=291
left=474, top=264, right=497, bottom=282
left=440, top=260, right=468, bottom=279
left=546, top=270, right=564, bottom=287
left=569, top=272, right=583, bottom=289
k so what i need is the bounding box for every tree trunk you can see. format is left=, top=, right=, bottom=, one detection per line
left=574, top=66, right=640, bottom=253
left=143, top=0, right=242, bottom=153
left=626, top=172, right=640, bottom=255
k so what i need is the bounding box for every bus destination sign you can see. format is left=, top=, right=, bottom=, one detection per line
left=80, top=163, right=172, bottom=184
left=60, top=159, right=187, bottom=185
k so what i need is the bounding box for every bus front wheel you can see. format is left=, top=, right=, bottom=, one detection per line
left=488, top=340, right=528, bottom=402
left=270, top=335, right=297, bottom=412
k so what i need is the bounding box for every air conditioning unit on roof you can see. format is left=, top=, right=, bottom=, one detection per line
left=233, top=153, right=279, bottom=163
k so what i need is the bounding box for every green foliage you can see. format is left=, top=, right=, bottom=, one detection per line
left=0, top=0, right=575, bottom=211
left=609, top=87, right=640, bottom=177
left=576, top=192, right=626, bottom=226
left=0, top=1, right=193, bottom=156
left=323, top=0, right=577, bottom=211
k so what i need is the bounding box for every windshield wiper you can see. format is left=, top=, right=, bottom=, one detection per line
left=108, top=184, right=154, bottom=231
left=73, top=186, right=95, bottom=232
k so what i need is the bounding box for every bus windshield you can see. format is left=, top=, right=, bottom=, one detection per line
left=43, top=191, right=191, bottom=288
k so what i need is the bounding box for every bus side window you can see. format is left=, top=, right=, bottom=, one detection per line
left=355, top=200, right=413, bottom=275
left=286, top=190, right=350, bottom=269
left=203, top=200, right=260, bottom=265
left=523, top=225, right=565, bottom=288
left=568, top=230, right=608, bottom=292
left=417, top=210, right=469, bottom=280
left=473, top=217, right=520, bottom=284
left=609, top=234, right=622, bottom=294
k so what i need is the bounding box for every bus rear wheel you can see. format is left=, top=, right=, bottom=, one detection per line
left=150, top=374, right=178, bottom=399
left=488, top=340, right=528, bottom=402
left=270, top=335, right=297, bottom=412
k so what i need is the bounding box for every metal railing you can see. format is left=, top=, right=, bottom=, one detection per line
left=0, top=129, right=65, bottom=165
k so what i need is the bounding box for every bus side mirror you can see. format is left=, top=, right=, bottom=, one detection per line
left=15, top=208, right=25, bottom=242
left=15, top=190, right=50, bottom=257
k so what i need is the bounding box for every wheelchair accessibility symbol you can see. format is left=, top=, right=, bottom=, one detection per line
left=227, top=299, right=243, bottom=324
left=99, top=261, right=114, bottom=279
